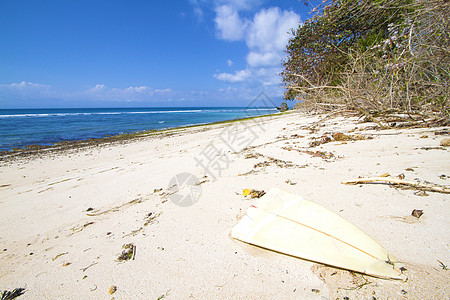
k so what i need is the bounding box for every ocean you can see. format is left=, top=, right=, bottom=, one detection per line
left=0, top=107, right=278, bottom=151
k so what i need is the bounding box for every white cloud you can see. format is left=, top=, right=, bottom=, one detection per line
left=213, top=4, right=301, bottom=88
left=90, top=83, right=105, bottom=91
left=84, top=84, right=173, bottom=102
left=0, top=81, right=55, bottom=102
left=1, top=81, right=51, bottom=89
left=214, top=69, right=251, bottom=82
left=215, top=5, right=248, bottom=41
left=189, top=0, right=204, bottom=21
left=0, top=81, right=181, bottom=106
left=246, top=7, right=300, bottom=67
left=216, top=0, right=263, bottom=11
left=227, top=59, right=233, bottom=67
left=246, top=52, right=280, bottom=68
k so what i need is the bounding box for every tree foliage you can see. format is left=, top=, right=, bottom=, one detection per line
left=279, top=101, right=289, bottom=112
left=282, top=0, right=449, bottom=125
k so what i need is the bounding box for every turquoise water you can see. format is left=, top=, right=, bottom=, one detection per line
left=0, top=107, right=277, bottom=151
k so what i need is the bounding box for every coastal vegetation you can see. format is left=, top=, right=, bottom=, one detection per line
left=282, top=0, right=449, bottom=126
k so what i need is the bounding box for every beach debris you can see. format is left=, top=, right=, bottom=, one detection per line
left=341, top=274, right=373, bottom=291
left=243, top=189, right=252, bottom=196
left=419, top=146, right=445, bottom=150
left=238, top=169, right=258, bottom=176
left=309, top=134, right=332, bottom=147
left=157, top=290, right=171, bottom=300
left=243, top=189, right=266, bottom=198
left=62, top=262, right=71, bottom=267
left=117, top=243, right=136, bottom=262
left=0, top=288, right=26, bottom=300
left=414, top=190, right=429, bottom=197
left=144, top=212, right=161, bottom=226
left=285, top=179, right=297, bottom=185
left=440, top=138, right=450, bottom=147
left=245, top=153, right=262, bottom=159
left=196, top=176, right=209, bottom=185
left=420, top=134, right=428, bottom=138
left=87, top=198, right=144, bottom=216
left=380, top=173, right=391, bottom=177
left=254, top=157, right=299, bottom=168
left=69, top=222, right=95, bottom=235
left=398, top=173, right=405, bottom=180
left=333, top=132, right=352, bottom=141
left=434, top=129, right=450, bottom=135
left=342, top=177, right=450, bottom=194
left=306, top=150, right=335, bottom=160
left=439, top=174, right=448, bottom=180
left=309, top=132, right=366, bottom=147
left=437, top=260, right=448, bottom=270
left=282, top=147, right=336, bottom=161
left=108, top=285, right=117, bottom=295
left=251, top=190, right=266, bottom=198
left=411, top=209, right=423, bottom=218
left=86, top=207, right=94, bottom=212
left=80, top=262, right=98, bottom=272
left=405, top=168, right=414, bottom=172
left=124, top=212, right=161, bottom=237
left=52, top=252, right=68, bottom=261
left=154, top=188, right=163, bottom=193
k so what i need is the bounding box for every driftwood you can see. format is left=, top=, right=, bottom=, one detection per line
left=342, top=177, right=450, bottom=194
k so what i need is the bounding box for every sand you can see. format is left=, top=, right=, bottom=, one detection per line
left=0, top=111, right=449, bottom=299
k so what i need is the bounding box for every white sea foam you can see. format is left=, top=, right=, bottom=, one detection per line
left=0, top=110, right=208, bottom=118
left=128, top=110, right=202, bottom=114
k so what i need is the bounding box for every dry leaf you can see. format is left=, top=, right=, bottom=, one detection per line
left=411, top=209, right=423, bottom=218
left=440, top=138, right=450, bottom=147
left=243, top=189, right=252, bottom=196
left=108, top=285, right=117, bottom=295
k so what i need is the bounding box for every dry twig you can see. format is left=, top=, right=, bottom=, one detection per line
left=342, top=177, right=450, bottom=194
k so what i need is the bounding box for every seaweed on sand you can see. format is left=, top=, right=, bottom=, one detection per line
left=117, top=243, right=136, bottom=262
left=1, top=288, right=25, bottom=300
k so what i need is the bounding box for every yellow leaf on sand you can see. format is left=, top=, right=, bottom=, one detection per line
left=243, top=189, right=253, bottom=196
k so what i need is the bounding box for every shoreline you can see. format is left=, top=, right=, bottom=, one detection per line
left=0, top=111, right=449, bottom=298
left=0, top=111, right=285, bottom=163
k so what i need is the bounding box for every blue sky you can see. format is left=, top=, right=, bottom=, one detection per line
left=0, top=0, right=311, bottom=108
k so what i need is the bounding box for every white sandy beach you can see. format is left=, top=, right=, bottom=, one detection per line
left=1, top=111, right=449, bottom=299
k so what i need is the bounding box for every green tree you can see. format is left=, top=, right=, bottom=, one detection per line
left=282, top=0, right=412, bottom=100
left=279, top=102, right=289, bottom=112
left=281, top=0, right=449, bottom=124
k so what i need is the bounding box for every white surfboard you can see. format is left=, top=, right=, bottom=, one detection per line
left=231, top=188, right=406, bottom=280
